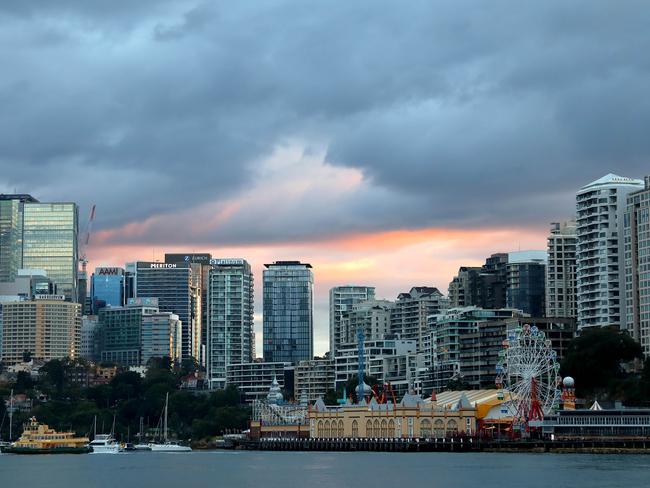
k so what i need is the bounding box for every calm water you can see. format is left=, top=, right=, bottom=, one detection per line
left=0, top=451, right=649, bottom=488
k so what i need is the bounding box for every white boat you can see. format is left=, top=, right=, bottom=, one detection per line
left=89, top=416, right=123, bottom=454
left=89, top=434, right=123, bottom=454
left=147, top=393, right=192, bottom=452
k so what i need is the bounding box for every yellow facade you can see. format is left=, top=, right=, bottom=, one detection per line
left=308, top=403, right=476, bottom=439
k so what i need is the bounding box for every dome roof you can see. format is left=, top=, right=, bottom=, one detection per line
left=562, top=376, right=575, bottom=388
left=355, top=382, right=372, bottom=396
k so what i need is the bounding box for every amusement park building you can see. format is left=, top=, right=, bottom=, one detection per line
left=307, top=393, right=477, bottom=439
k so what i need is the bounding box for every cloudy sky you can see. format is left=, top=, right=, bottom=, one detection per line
left=2, top=1, right=649, bottom=355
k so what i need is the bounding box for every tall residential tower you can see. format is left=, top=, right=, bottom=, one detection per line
left=576, top=174, right=644, bottom=329
left=546, top=221, right=577, bottom=318
left=329, top=285, right=375, bottom=357
left=263, top=261, right=313, bottom=364
left=207, top=259, right=254, bottom=389
left=624, top=176, right=650, bottom=356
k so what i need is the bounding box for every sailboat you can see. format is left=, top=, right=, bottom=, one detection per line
left=89, top=415, right=123, bottom=454
left=133, top=417, right=151, bottom=451
left=0, top=389, right=13, bottom=450
left=148, top=393, right=192, bottom=452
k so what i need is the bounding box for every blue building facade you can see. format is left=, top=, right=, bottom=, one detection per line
left=91, top=267, right=125, bottom=313
left=263, top=261, right=313, bottom=364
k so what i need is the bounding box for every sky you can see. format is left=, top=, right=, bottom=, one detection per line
left=1, top=1, right=650, bottom=356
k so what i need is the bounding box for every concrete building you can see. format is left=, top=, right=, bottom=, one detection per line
left=339, top=299, right=393, bottom=345
left=546, top=221, right=577, bottom=318
left=134, top=261, right=201, bottom=361
left=79, top=315, right=99, bottom=360
left=426, top=307, right=525, bottom=392
left=263, top=261, right=314, bottom=364
left=207, top=259, right=254, bottom=389
left=0, top=269, right=55, bottom=299
left=391, top=287, right=447, bottom=352
left=448, top=254, right=508, bottom=309
left=334, top=338, right=418, bottom=397
left=0, top=296, right=81, bottom=365
left=425, top=307, right=576, bottom=392
left=576, top=174, right=645, bottom=329
left=226, top=361, right=294, bottom=403
left=141, top=311, right=182, bottom=365
left=21, top=202, right=79, bottom=302
left=0, top=194, right=38, bottom=282
left=294, top=358, right=335, bottom=402
left=506, top=251, right=547, bottom=317
left=329, top=286, right=375, bottom=357
left=625, top=176, right=650, bottom=356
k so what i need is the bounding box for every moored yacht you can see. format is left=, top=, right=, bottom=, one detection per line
left=148, top=393, right=192, bottom=452
left=89, top=434, right=123, bottom=454
left=89, top=416, right=123, bottom=454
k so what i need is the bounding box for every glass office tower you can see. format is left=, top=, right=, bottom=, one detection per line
left=263, top=261, right=313, bottom=364
left=207, top=259, right=254, bottom=389
left=135, top=261, right=199, bottom=361
left=90, top=267, right=125, bottom=313
left=0, top=194, right=38, bottom=282
left=22, top=202, right=79, bottom=302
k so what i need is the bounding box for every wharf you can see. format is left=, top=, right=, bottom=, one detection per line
left=239, top=437, right=650, bottom=454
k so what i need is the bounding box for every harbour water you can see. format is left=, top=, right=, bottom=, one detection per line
left=0, top=451, right=648, bottom=488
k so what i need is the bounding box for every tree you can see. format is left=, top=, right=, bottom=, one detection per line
left=340, top=374, right=381, bottom=403
left=13, top=371, right=33, bottom=393
left=323, top=389, right=339, bottom=405
left=22, top=350, right=32, bottom=363
left=561, top=327, right=643, bottom=398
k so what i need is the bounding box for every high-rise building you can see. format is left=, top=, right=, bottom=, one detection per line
left=339, top=299, right=393, bottom=345
left=134, top=261, right=200, bottom=361
left=506, top=251, right=547, bottom=317
left=22, top=202, right=79, bottom=302
left=141, top=311, right=182, bottom=366
left=80, top=315, right=99, bottom=361
left=263, top=261, right=314, bottom=364
left=625, top=176, right=650, bottom=356
left=207, top=259, right=254, bottom=389
left=546, top=221, right=577, bottom=318
left=448, top=253, right=508, bottom=309
left=0, top=194, right=38, bottom=282
left=294, top=358, right=335, bottom=402
left=329, top=285, right=375, bottom=357
left=0, top=296, right=81, bottom=365
left=165, top=253, right=211, bottom=365
left=97, top=302, right=150, bottom=367
left=90, top=267, right=125, bottom=313
left=576, top=174, right=645, bottom=329
left=390, top=286, right=447, bottom=351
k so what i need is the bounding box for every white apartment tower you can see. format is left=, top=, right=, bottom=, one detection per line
left=546, top=221, right=577, bottom=318
left=576, top=174, right=644, bottom=330
left=624, top=176, right=650, bottom=357
left=207, top=259, right=254, bottom=389
left=329, top=285, right=375, bottom=357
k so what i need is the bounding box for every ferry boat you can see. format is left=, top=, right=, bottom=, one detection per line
left=0, top=417, right=90, bottom=454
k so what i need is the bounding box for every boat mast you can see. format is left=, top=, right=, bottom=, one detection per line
left=9, top=389, right=14, bottom=441
left=164, top=393, right=169, bottom=443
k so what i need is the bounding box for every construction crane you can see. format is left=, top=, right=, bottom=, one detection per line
left=79, top=204, right=96, bottom=274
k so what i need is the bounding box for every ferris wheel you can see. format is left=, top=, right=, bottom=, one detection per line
left=495, top=324, right=562, bottom=428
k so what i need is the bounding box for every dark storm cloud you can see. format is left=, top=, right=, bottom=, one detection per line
left=1, top=1, right=649, bottom=243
